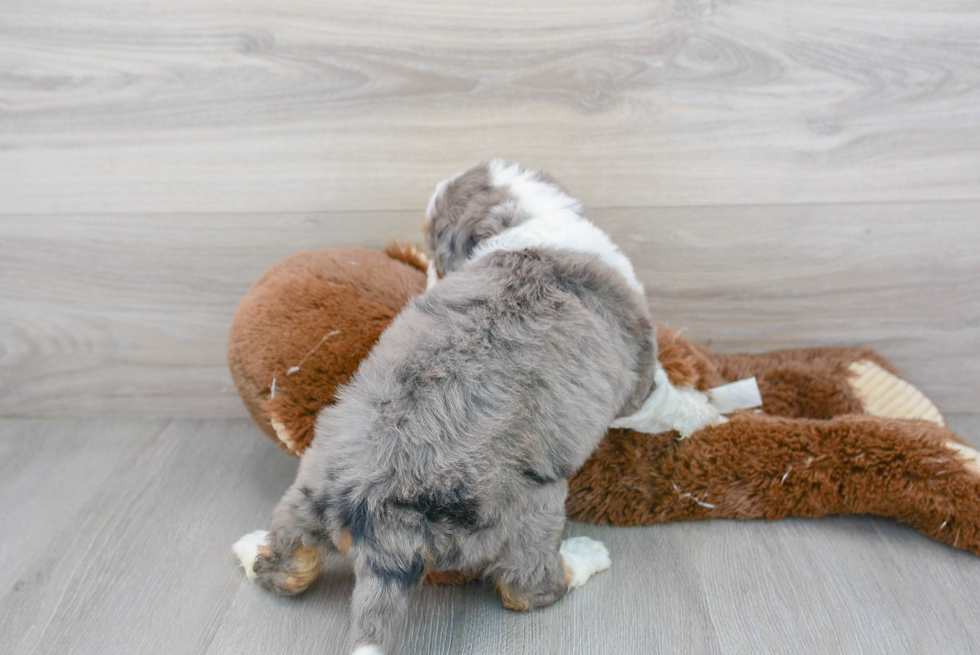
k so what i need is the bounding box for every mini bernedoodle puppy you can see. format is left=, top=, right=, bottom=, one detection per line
left=235, top=161, right=691, bottom=655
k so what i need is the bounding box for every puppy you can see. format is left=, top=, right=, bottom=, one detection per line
left=235, top=161, right=659, bottom=655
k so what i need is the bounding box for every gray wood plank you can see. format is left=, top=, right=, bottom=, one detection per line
left=0, top=418, right=299, bottom=655
left=0, top=212, right=424, bottom=418
left=3, top=416, right=980, bottom=655
left=1, top=202, right=977, bottom=418
left=0, top=418, right=171, bottom=595
left=1, top=0, right=980, bottom=214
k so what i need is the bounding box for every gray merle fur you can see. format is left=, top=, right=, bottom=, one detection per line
left=250, top=162, right=658, bottom=655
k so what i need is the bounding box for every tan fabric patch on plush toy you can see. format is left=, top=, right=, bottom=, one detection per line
left=228, top=245, right=980, bottom=581
left=849, top=359, right=945, bottom=425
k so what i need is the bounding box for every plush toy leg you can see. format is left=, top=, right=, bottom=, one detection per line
left=655, top=326, right=917, bottom=421
left=568, top=415, right=980, bottom=557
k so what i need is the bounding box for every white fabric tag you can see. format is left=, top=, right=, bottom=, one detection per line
left=611, top=368, right=726, bottom=438
left=707, top=377, right=763, bottom=414
left=610, top=373, right=763, bottom=438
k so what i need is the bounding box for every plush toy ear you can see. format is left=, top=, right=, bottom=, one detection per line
left=383, top=242, right=430, bottom=273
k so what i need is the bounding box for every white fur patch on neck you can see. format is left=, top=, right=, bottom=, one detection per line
left=471, top=212, right=644, bottom=294
left=475, top=161, right=643, bottom=293
left=488, top=160, right=584, bottom=220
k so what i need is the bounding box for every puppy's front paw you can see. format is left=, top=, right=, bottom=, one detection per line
left=560, top=536, right=611, bottom=589
left=233, top=529, right=270, bottom=581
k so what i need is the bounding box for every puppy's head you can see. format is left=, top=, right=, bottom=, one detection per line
left=423, top=160, right=580, bottom=284
left=423, top=162, right=513, bottom=281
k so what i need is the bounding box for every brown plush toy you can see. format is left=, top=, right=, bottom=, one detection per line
left=228, top=245, right=980, bottom=586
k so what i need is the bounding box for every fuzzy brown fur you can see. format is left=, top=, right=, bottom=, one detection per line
left=656, top=326, right=895, bottom=419
left=227, top=247, right=427, bottom=454
left=382, top=241, right=430, bottom=273
left=228, top=246, right=980, bottom=584
left=568, top=416, right=978, bottom=556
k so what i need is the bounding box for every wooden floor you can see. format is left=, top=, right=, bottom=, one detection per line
left=3, top=0, right=980, bottom=653
left=1, top=414, right=979, bottom=655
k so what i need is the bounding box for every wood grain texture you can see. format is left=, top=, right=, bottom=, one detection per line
left=1, top=0, right=980, bottom=213
left=2, top=415, right=980, bottom=654
left=0, top=212, right=424, bottom=417
left=3, top=1, right=979, bottom=651
left=1, top=202, right=977, bottom=417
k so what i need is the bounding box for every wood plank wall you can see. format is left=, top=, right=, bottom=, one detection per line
left=1, top=0, right=978, bottom=417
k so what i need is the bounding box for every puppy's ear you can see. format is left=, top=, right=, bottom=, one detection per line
left=431, top=217, right=488, bottom=277
left=443, top=200, right=521, bottom=274
left=427, top=168, right=517, bottom=277
left=485, top=199, right=520, bottom=232
left=434, top=228, right=458, bottom=277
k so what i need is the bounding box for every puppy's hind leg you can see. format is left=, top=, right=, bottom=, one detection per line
left=234, top=482, right=334, bottom=596
left=490, top=482, right=609, bottom=612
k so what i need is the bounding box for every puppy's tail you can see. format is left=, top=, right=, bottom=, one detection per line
left=347, top=534, right=427, bottom=655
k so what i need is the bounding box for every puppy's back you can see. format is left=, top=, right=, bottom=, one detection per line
left=313, top=247, right=654, bottom=536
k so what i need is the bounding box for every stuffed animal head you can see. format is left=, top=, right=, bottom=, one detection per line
left=227, top=244, right=429, bottom=455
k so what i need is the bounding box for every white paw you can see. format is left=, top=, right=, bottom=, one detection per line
left=351, top=646, right=384, bottom=655
left=560, top=536, right=611, bottom=589
left=233, top=529, right=270, bottom=581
